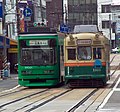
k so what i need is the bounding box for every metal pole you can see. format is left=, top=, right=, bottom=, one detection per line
left=3, top=0, right=7, bottom=57
left=65, top=4, right=67, bottom=24
left=16, top=0, right=19, bottom=34
left=40, top=0, right=44, bottom=22
left=109, top=14, right=112, bottom=52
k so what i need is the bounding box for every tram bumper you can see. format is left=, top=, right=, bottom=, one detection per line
left=65, top=75, right=107, bottom=87
left=65, top=74, right=106, bottom=79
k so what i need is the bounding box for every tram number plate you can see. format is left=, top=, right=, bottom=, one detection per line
left=93, top=68, right=101, bottom=72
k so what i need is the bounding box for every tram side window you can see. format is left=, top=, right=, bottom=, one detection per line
left=93, top=48, right=102, bottom=59
left=67, top=49, right=76, bottom=60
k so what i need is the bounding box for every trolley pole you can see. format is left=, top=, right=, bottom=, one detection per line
left=109, top=14, right=112, bottom=53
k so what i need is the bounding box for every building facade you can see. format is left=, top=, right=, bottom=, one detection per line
left=67, top=0, right=98, bottom=31
left=46, top=0, right=63, bottom=29
left=98, top=0, right=120, bottom=48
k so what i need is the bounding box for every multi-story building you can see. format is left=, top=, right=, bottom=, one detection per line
left=67, top=0, right=98, bottom=31
left=98, top=0, right=120, bottom=48
left=46, top=0, right=63, bottom=29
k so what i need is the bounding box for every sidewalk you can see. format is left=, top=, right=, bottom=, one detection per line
left=0, top=73, right=18, bottom=80
left=0, top=73, right=18, bottom=92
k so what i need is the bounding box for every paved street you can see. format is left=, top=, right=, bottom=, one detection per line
left=0, top=74, right=18, bottom=92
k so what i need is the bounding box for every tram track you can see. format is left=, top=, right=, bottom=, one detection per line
left=110, top=54, right=117, bottom=64
left=67, top=88, right=99, bottom=112
left=0, top=87, right=29, bottom=98
left=24, top=89, right=72, bottom=112
left=0, top=89, right=49, bottom=109
left=0, top=88, right=72, bottom=112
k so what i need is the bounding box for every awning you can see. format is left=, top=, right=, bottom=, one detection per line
left=8, top=48, right=18, bottom=53
left=10, top=38, right=18, bottom=45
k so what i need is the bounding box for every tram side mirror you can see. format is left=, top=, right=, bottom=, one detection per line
left=49, top=39, right=56, bottom=47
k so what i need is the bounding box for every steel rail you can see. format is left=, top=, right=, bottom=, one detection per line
left=67, top=88, right=99, bottom=112
left=0, top=89, right=49, bottom=109
left=24, top=89, right=72, bottom=112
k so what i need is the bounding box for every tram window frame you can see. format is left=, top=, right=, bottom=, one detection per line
left=67, top=48, right=76, bottom=60
left=93, top=47, right=102, bottom=59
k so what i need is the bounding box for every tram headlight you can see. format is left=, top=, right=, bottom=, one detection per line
left=95, top=33, right=99, bottom=39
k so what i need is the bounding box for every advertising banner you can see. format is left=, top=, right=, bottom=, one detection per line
left=0, top=2, right=3, bottom=18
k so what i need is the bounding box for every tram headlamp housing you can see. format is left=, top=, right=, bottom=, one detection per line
left=69, top=34, right=74, bottom=41
left=95, top=33, right=99, bottom=39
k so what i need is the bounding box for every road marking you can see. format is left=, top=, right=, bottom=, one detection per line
left=98, top=76, right=120, bottom=110
left=1, top=85, right=20, bottom=93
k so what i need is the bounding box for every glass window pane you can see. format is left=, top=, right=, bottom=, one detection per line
left=67, top=49, right=76, bottom=60
left=92, top=0, right=97, bottom=4
left=74, top=0, right=79, bottom=5
left=77, top=46, right=91, bottom=60
left=80, top=0, right=85, bottom=4
left=86, top=0, right=91, bottom=4
left=93, top=48, right=102, bottom=59
left=74, top=13, right=79, bottom=21
left=68, top=0, right=73, bottom=5
left=68, top=13, right=74, bottom=19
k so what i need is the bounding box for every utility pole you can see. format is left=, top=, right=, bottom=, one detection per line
left=2, top=0, right=7, bottom=73
left=3, top=0, right=6, bottom=34
left=64, top=4, right=67, bottom=24
left=16, top=0, right=19, bottom=34
left=40, top=0, right=44, bottom=22
left=109, top=14, right=112, bottom=52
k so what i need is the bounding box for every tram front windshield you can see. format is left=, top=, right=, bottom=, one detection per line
left=20, top=47, right=56, bottom=66
left=77, top=46, right=92, bottom=60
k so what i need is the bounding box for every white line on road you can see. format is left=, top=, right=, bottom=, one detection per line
left=1, top=85, right=20, bottom=93
left=98, top=75, right=120, bottom=110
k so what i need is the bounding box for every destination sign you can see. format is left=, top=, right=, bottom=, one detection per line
left=29, top=40, right=48, bottom=46
left=77, top=39, right=92, bottom=45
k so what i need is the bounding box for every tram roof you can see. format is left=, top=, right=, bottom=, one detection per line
left=73, top=25, right=99, bottom=33
left=18, top=33, right=58, bottom=37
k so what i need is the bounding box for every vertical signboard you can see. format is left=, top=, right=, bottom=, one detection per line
left=0, top=2, right=3, bottom=18
left=0, top=2, right=3, bottom=34
left=18, top=2, right=27, bottom=32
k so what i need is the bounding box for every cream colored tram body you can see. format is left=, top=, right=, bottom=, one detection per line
left=64, top=32, right=110, bottom=87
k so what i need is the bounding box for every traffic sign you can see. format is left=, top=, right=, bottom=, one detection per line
left=60, top=24, right=69, bottom=33
left=24, top=17, right=31, bottom=21
left=23, top=8, right=32, bottom=17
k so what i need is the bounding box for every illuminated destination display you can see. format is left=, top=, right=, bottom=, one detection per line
left=29, top=40, right=48, bottom=46
left=77, top=39, right=91, bottom=45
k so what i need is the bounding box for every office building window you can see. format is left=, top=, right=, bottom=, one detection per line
left=102, top=21, right=109, bottom=28
left=68, top=0, right=73, bottom=5
left=102, top=5, right=111, bottom=13
left=92, top=0, right=97, bottom=3
left=112, top=22, right=116, bottom=33
left=86, top=0, right=91, bottom=4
